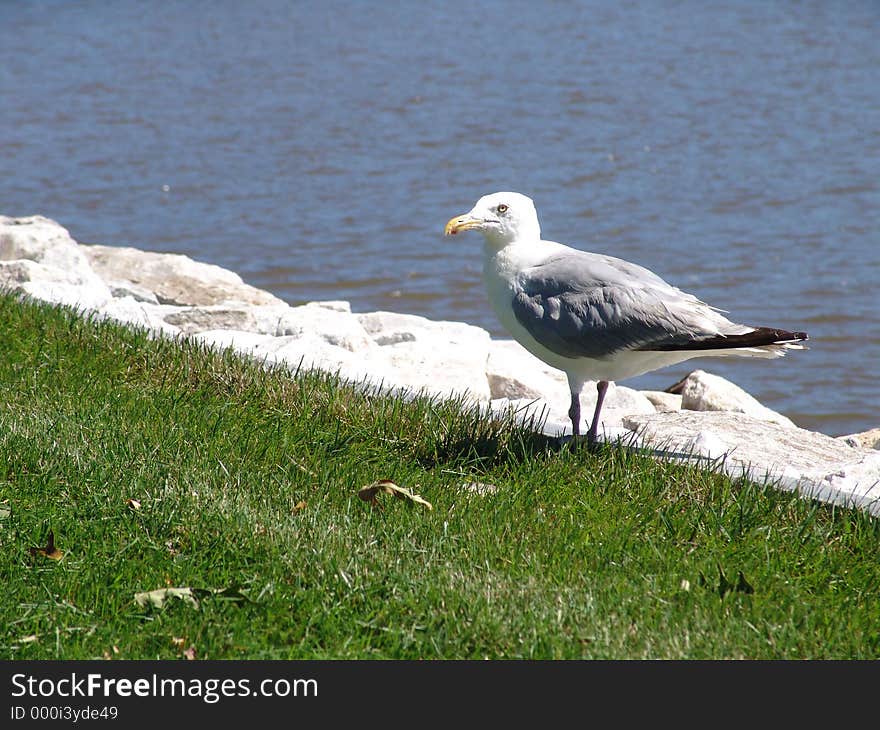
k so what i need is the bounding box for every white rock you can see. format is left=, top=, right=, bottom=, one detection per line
left=622, top=411, right=880, bottom=516
left=106, top=280, right=160, bottom=304
left=687, top=430, right=730, bottom=460
left=384, top=337, right=491, bottom=401
left=357, top=311, right=487, bottom=347
left=192, top=329, right=279, bottom=356
left=273, top=304, right=374, bottom=352
left=1, top=259, right=76, bottom=287
left=572, top=384, right=657, bottom=437
left=194, top=308, right=489, bottom=401
left=160, top=304, right=267, bottom=335
left=838, top=427, right=880, bottom=450
left=597, top=382, right=657, bottom=415
left=81, top=244, right=285, bottom=307
left=678, top=369, right=795, bottom=427
left=160, top=302, right=377, bottom=354
left=0, top=217, right=113, bottom=310
left=490, top=395, right=640, bottom=445
left=0, top=216, right=105, bottom=288
left=259, top=335, right=397, bottom=389
left=801, top=457, right=880, bottom=515
left=0, top=260, right=113, bottom=312
left=641, top=390, right=683, bottom=413
left=94, top=296, right=181, bottom=336
left=19, top=280, right=113, bottom=312
left=355, top=311, right=494, bottom=401
left=486, top=339, right=570, bottom=401
left=305, top=300, right=352, bottom=313
left=358, top=311, right=421, bottom=344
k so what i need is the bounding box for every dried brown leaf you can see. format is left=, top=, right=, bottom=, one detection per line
left=29, top=531, right=63, bottom=560
left=357, top=480, right=432, bottom=510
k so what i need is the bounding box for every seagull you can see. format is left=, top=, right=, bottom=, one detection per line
left=444, top=192, right=808, bottom=443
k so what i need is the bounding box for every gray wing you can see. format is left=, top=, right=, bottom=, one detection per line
left=511, top=251, right=738, bottom=359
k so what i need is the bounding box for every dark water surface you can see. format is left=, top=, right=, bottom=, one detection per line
left=3, top=1, right=878, bottom=435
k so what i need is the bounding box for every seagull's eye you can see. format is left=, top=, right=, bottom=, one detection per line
left=496, top=204, right=508, bottom=214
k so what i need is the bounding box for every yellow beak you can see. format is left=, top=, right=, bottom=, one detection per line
left=444, top=214, right=482, bottom=236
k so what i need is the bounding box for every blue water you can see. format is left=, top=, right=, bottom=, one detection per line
left=3, top=0, right=879, bottom=435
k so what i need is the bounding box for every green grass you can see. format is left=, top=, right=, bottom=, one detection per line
left=1, top=291, right=879, bottom=659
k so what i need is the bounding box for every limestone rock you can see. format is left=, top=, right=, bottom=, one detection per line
left=383, top=336, right=491, bottom=402
left=273, top=304, right=374, bottom=352
left=1, top=259, right=83, bottom=288
left=192, top=329, right=278, bottom=356
left=195, top=307, right=491, bottom=400
left=0, top=217, right=112, bottom=310
left=356, top=311, right=493, bottom=401
left=161, top=304, right=268, bottom=335
left=622, top=411, right=880, bottom=516
left=838, top=427, right=880, bottom=450
left=107, top=281, right=159, bottom=304
left=193, top=327, right=395, bottom=391
left=641, top=390, right=683, bottom=413
left=305, top=300, right=352, bottom=313
left=491, top=397, right=642, bottom=439
left=81, top=244, right=285, bottom=307
left=0, top=216, right=103, bottom=287
left=252, top=334, right=397, bottom=389
left=0, top=260, right=112, bottom=312
left=357, top=311, right=487, bottom=348
left=18, top=281, right=113, bottom=311
left=95, top=297, right=182, bottom=337
left=596, top=383, right=657, bottom=417
left=151, top=302, right=367, bottom=344
left=485, top=339, right=570, bottom=401
left=677, top=369, right=795, bottom=427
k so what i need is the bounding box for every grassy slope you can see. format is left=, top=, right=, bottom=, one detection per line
left=0, top=292, right=878, bottom=659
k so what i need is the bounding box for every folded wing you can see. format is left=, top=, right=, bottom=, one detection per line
left=511, top=250, right=805, bottom=359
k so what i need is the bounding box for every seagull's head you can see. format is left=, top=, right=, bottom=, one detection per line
left=444, top=192, right=541, bottom=247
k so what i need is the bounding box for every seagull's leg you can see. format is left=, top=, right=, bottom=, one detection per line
left=568, top=391, right=581, bottom=438
left=586, top=380, right=610, bottom=444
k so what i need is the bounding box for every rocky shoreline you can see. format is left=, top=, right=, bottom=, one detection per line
left=2, top=214, right=879, bottom=516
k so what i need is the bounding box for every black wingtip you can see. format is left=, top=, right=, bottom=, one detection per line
left=647, top=327, right=809, bottom=353
left=760, top=328, right=809, bottom=344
